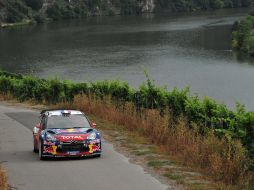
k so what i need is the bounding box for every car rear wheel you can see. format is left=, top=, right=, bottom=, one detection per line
left=39, top=140, right=45, bottom=160
left=33, top=138, right=38, bottom=153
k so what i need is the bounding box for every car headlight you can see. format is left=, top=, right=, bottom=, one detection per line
left=87, top=132, right=96, bottom=140
left=46, top=133, right=57, bottom=142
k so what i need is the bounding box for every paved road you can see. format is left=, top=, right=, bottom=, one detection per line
left=0, top=104, right=170, bottom=190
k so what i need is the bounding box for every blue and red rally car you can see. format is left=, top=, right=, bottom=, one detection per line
left=33, top=109, right=101, bottom=160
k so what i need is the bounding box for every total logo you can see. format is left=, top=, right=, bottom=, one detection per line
left=60, top=136, right=84, bottom=140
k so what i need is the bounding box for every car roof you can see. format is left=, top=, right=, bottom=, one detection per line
left=41, top=109, right=83, bottom=116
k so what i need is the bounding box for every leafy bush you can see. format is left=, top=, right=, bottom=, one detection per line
left=232, top=14, right=254, bottom=55
left=245, top=35, right=254, bottom=55
left=0, top=71, right=253, bottom=157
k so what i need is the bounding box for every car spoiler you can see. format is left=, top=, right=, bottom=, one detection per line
left=40, top=108, right=66, bottom=115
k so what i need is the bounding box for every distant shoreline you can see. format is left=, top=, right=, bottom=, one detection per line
left=0, top=20, right=33, bottom=28
left=0, top=2, right=252, bottom=29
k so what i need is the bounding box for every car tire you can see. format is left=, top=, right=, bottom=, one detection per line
left=33, top=147, right=38, bottom=153
left=39, top=140, right=45, bottom=160
left=93, top=154, right=101, bottom=158
left=33, top=140, right=38, bottom=153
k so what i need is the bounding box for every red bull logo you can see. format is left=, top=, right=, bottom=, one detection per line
left=43, top=146, right=57, bottom=155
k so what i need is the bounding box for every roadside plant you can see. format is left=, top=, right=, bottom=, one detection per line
left=0, top=70, right=253, bottom=157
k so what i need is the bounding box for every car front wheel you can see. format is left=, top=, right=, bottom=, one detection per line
left=33, top=138, right=38, bottom=153
left=39, top=140, right=45, bottom=160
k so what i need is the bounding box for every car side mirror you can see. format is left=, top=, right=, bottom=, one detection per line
left=92, top=122, right=97, bottom=128
left=33, top=123, right=41, bottom=134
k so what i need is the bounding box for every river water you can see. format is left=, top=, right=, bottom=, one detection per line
left=0, top=8, right=253, bottom=110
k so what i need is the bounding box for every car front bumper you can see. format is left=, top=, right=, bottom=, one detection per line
left=42, top=139, right=101, bottom=157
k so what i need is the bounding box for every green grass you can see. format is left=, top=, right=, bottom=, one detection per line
left=163, top=173, right=185, bottom=184
left=147, top=160, right=171, bottom=168
left=131, top=150, right=155, bottom=156
left=164, top=173, right=182, bottom=180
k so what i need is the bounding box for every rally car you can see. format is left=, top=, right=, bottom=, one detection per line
left=33, top=109, right=101, bottom=160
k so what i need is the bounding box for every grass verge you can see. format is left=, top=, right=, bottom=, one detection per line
left=51, top=95, right=253, bottom=190
left=0, top=94, right=253, bottom=190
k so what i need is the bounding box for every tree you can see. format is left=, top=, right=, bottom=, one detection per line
left=25, top=0, right=43, bottom=10
left=209, top=0, right=223, bottom=9
left=47, top=3, right=62, bottom=20
left=241, top=0, right=252, bottom=7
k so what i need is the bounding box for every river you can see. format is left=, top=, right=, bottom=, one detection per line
left=0, top=8, right=253, bottom=110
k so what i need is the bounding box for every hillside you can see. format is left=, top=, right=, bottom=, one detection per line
left=0, top=0, right=253, bottom=25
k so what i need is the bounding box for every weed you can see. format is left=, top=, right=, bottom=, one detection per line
left=0, top=167, right=8, bottom=190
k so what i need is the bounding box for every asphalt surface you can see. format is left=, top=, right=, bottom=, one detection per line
left=0, top=104, right=170, bottom=190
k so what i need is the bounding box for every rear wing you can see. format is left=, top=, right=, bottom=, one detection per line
left=40, top=109, right=66, bottom=115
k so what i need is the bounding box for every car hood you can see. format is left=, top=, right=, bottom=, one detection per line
left=45, top=128, right=94, bottom=141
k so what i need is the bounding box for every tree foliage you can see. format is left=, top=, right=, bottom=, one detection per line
left=232, top=14, right=254, bottom=56
left=0, top=0, right=253, bottom=23
left=25, top=0, right=43, bottom=10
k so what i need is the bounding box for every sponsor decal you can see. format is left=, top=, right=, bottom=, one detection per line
left=92, top=145, right=100, bottom=152
left=67, top=151, right=79, bottom=155
left=89, top=141, right=95, bottom=145
left=44, top=146, right=53, bottom=154
left=52, top=146, right=57, bottom=155
left=58, top=135, right=85, bottom=141
left=55, top=129, right=80, bottom=134
left=88, top=144, right=93, bottom=153
left=66, top=129, right=75, bottom=132
left=43, top=145, right=57, bottom=155
left=89, top=139, right=100, bottom=144
left=55, top=129, right=61, bottom=134
left=44, top=141, right=55, bottom=146
left=88, top=145, right=101, bottom=153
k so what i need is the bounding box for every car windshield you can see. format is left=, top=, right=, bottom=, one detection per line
left=46, top=114, right=91, bottom=129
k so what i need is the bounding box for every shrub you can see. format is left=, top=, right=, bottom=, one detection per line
left=57, top=95, right=253, bottom=187
left=0, top=76, right=14, bottom=94
left=232, top=14, right=254, bottom=55
left=245, top=35, right=254, bottom=55
left=0, top=71, right=253, bottom=157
